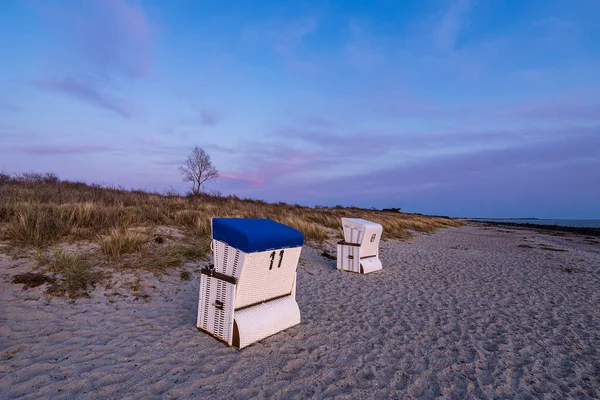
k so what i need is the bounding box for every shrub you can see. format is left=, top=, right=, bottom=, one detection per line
left=0, top=170, right=11, bottom=184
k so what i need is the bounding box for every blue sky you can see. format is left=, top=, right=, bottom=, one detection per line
left=1, top=0, right=599, bottom=218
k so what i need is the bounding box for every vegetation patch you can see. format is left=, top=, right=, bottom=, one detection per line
left=174, top=237, right=211, bottom=261
left=125, top=241, right=207, bottom=273
left=0, top=173, right=461, bottom=248
left=277, top=216, right=328, bottom=242
left=46, top=250, right=102, bottom=298
left=5, top=209, right=70, bottom=247
left=1, top=172, right=464, bottom=293
left=98, top=229, right=149, bottom=260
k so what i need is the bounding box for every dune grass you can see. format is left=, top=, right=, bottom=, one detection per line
left=47, top=250, right=101, bottom=298
left=6, top=209, right=70, bottom=247
left=98, top=229, right=149, bottom=260
left=1, top=172, right=462, bottom=289
left=0, top=173, right=461, bottom=246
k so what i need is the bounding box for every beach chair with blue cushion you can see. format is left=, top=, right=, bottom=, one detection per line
left=337, top=218, right=383, bottom=274
left=197, top=218, right=304, bottom=349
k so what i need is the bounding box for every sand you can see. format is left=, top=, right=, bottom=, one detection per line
left=1, top=224, right=599, bottom=399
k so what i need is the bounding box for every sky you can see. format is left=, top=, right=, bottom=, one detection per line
left=1, top=0, right=599, bottom=218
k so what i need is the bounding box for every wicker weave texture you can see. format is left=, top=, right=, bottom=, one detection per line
left=198, top=240, right=302, bottom=347
left=234, top=295, right=301, bottom=349
left=235, top=246, right=301, bottom=309
left=213, top=240, right=246, bottom=278
left=197, top=275, right=236, bottom=344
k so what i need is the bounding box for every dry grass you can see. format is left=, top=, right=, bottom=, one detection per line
left=1, top=172, right=462, bottom=276
left=98, top=229, right=149, bottom=260
left=174, top=237, right=212, bottom=260
left=5, top=209, right=70, bottom=247
left=47, top=250, right=101, bottom=298
left=34, top=248, right=52, bottom=266
left=133, top=244, right=185, bottom=272
left=127, top=237, right=211, bottom=273
left=276, top=215, right=328, bottom=242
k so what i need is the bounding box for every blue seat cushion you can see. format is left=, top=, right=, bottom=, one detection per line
left=212, top=218, right=304, bottom=253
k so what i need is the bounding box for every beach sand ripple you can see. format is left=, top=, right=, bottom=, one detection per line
left=1, top=225, right=599, bottom=399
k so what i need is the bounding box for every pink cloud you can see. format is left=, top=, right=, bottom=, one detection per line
left=217, top=146, right=329, bottom=196
left=219, top=172, right=264, bottom=187
left=222, top=154, right=312, bottom=188
left=215, top=124, right=600, bottom=216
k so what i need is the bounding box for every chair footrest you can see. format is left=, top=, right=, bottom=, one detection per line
left=233, top=295, right=300, bottom=349
left=360, top=256, right=382, bottom=274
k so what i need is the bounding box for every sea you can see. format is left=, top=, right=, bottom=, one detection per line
left=474, top=219, right=600, bottom=228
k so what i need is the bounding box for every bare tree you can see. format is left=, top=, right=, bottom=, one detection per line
left=179, top=146, right=219, bottom=195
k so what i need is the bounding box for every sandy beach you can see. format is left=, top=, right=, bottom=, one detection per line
left=1, top=224, right=598, bottom=399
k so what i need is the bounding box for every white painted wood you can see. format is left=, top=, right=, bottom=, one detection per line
left=338, top=218, right=383, bottom=274
left=336, top=243, right=360, bottom=273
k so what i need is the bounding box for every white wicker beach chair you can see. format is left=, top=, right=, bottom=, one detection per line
left=196, top=218, right=304, bottom=349
left=337, top=218, right=383, bottom=274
